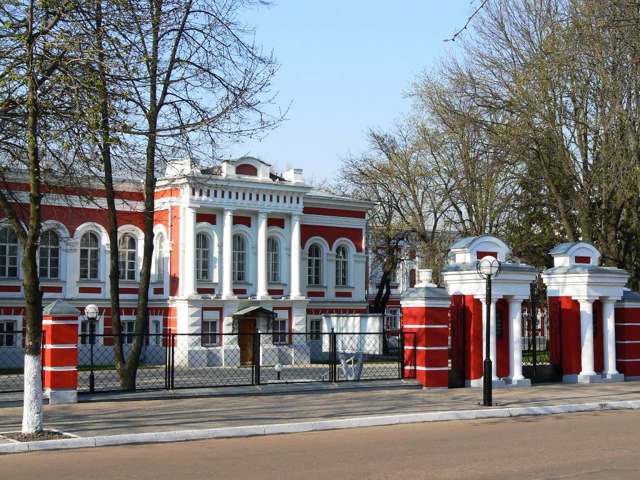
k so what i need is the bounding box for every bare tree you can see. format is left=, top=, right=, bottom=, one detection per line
left=0, top=0, right=79, bottom=433
left=76, top=0, right=281, bottom=389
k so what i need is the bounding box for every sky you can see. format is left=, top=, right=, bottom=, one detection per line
left=224, top=1, right=473, bottom=184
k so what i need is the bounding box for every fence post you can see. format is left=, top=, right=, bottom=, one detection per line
left=170, top=333, right=175, bottom=390
left=399, top=330, right=405, bottom=379
left=330, top=329, right=337, bottom=382
left=253, top=332, right=261, bottom=385
left=89, top=327, right=95, bottom=393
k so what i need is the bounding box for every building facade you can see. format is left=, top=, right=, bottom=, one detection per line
left=0, top=157, right=371, bottom=366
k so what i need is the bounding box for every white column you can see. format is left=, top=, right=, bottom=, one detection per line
left=290, top=214, right=302, bottom=298
left=480, top=298, right=498, bottom=380
left=256, top=212, right=268, bottom=299
left=182, top=207, right=197, bottom=297
left=508, top=298, right=527, bottom=385
left=578, top=298, right=596, bottom=377
left=490, top=299, right=498, bottom=380
left=221, top=209, right=234, bottom=299
left=602, top=298, right=620, bottom=378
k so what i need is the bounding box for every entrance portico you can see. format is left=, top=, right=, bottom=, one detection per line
left=542, top=242, right=629, bottom=383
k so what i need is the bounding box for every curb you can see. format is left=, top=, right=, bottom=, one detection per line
left=2, top=399, right=640, bottom=455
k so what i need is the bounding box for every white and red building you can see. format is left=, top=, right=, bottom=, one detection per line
left=0, top=157, right=371, bottom=367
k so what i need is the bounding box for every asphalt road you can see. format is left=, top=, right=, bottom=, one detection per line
left=2, top=410, right=639, bottom=479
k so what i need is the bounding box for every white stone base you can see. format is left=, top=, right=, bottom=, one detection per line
left=507, top=377, right=531, bottom=387
left=465, top=378, right=507, bottom=388
left=577, top=373, right=603, bottom=384
left=602, top=372, right=625, bottom=382
left=45, top=389, right=77, bottom=404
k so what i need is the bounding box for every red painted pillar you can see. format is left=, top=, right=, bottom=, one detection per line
left=401, top=289, right=451, bottom=388
left=42, top=300, right=80, bottom=404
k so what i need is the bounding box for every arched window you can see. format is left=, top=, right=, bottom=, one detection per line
left=154, top=234, right=165, bottom=282
left=232, top=234, right=246, bottom=282
left=267, top=237, right=280, bottom=283
left=0, top=227, right=19, bottom=278
left=335, top=245, right=348, bottom=287
left=39, top=230, right=60, bottom=279
left=196, top=233, right=210, bottom=281
left=307, top=244, right=322, bottom=286
left=79, top=232, right=100, bottom=280
left=118, top=233, right=137, bottom=281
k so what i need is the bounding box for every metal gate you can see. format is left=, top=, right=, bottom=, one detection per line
left=448, top=295, right=466, bottom=388
left=522, top=276, right=562, bottom=383
left=78, top=331, right=409, bottom=394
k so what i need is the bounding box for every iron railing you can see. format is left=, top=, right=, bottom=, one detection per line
left=74, top=331, right=414, bottom=394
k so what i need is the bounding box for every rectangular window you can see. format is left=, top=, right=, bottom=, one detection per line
left=308, top=317, right=322, bottom=342
left=383, top=309, right=401, bottom=331
left=149, top=319, right=162, bottom=346
left=201, top=311, right=220, bottom=346
left=120, top=320, right=136, bottom=344
left=272, top=319, right=288, bottom=344
left=79, top=320, right=97, bottom=345
left=0, top=320, right=17, bottom=347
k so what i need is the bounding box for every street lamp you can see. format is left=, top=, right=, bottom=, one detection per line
left=85, top=304, right=99, bottom=393
left=476, top=256, right=501, bottom=407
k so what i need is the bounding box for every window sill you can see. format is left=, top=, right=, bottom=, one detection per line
left=335, top=286, right=355, bottom=291
left=306, top=285, right=327, bottom=289
left=77, top=279, right=104, bottom=284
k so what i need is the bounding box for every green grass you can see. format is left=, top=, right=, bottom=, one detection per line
left=522, top=349, right=551, bottom=364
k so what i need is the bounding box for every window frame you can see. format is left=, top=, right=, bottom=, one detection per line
left=154, top=234, right=165, bottom=283
left=335, top=245, right=349, bottom=287
left=0, top=226, right=19, bottom=279
left=38, top=229, right=60, bottom=280
left=118, top=233, right=137, bottom=281
left=0, top=319, right=18, bottom=347
left=196, top=232, right=211, bottom=281
left=267, top=236, right=280, bottom=283
left=307, top=243, right=322, bottom=286
left=79, top=231, right=100, bottom=280
left=272, top=317, right=288, bottom=345
left=232, top=233, right=247, bottom=283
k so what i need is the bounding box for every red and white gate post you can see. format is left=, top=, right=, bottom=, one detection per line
left=42, top=300, right=81, bottom=404
left=542, top=242, right=628, bottom=383
left=401, top=270, right=450, bottom=388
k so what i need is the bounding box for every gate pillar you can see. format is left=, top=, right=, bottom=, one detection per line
left=542, top=242, right=628, bottom=383
left=615, top=291, right=640, bottom=379
left=442, top=235, right=537, bottom=387
left=400, top=270, right=450, bottom=388
left=42, top=300, right=81, bottom=404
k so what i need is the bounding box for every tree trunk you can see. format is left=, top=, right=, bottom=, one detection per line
left=21, top=0, right=44, bottom=433
left=93, top=0, right=128, bottom=390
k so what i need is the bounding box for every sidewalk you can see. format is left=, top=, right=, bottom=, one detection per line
left=2, top=381, right=640, bottom=453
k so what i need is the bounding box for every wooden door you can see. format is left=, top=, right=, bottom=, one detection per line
left=239, top=317, right=256, bottom=365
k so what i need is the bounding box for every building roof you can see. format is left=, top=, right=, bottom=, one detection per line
left=233, top=306, right=276, bottom=317
left=543, top=265, right=629, bottom=276
left=402, top=286, right=450, bottom=301
left=449, top=236, right=477, bottom=250
left=43, top=299, right=81, bottom=316
left=442, top=262, right=538, bottom=274
left=222, top=156, right=272, bottom=167
left=622, top=290, right=640, bottom=303
left=548, top=242, right=576, bottom=255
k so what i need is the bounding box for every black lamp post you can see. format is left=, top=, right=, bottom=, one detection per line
left=476, top=256, right=501, bottom=407
left=85, top=304, right=99, bottom=394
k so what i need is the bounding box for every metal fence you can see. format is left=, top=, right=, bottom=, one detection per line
left=0, top=330, right=25, bottom=393
left=76, top=331, right=414, bottom=394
